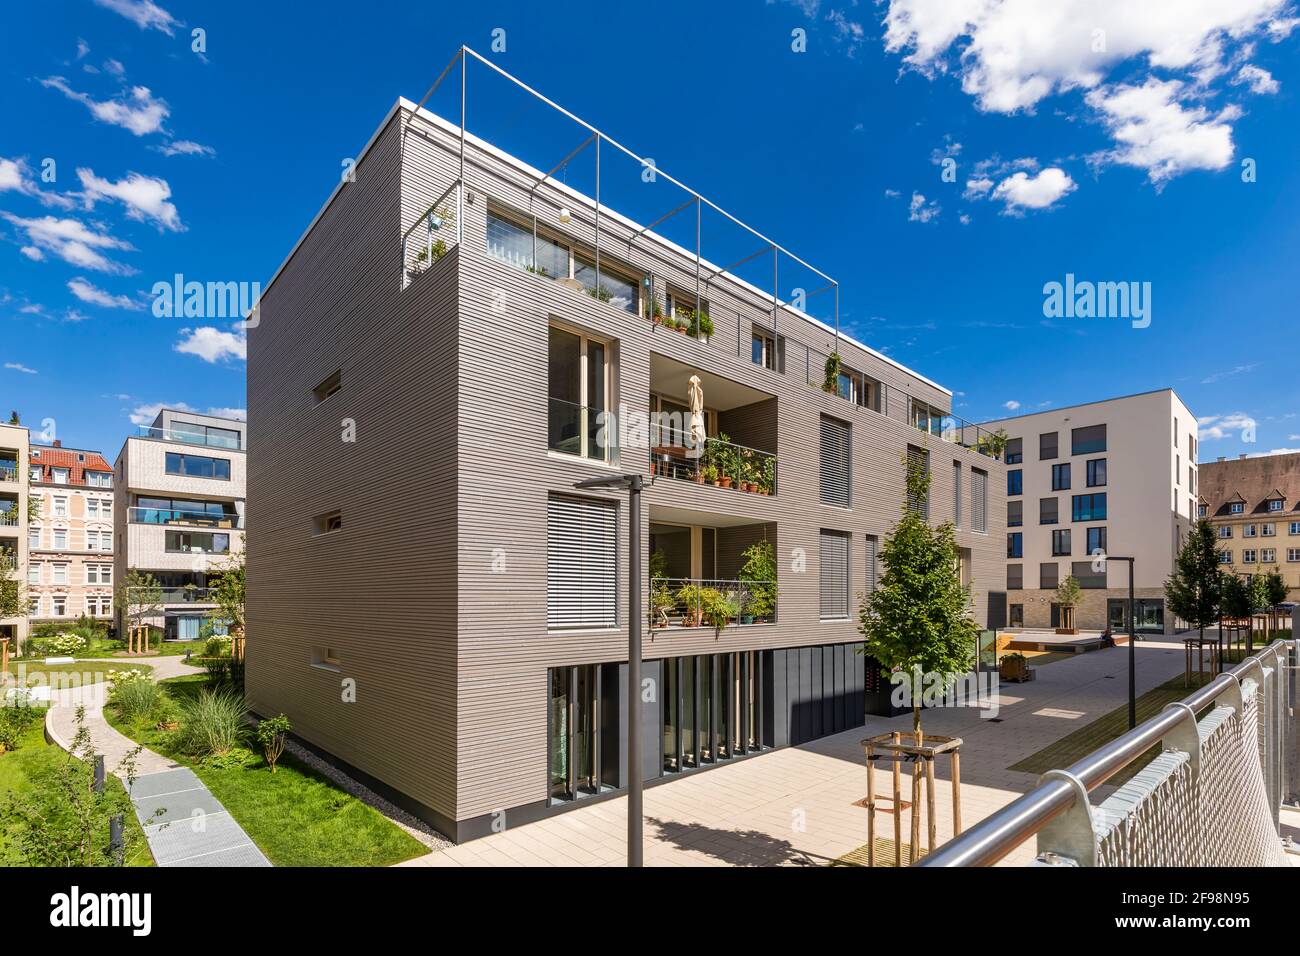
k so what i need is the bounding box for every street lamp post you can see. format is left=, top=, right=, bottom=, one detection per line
left=1108, top=556, right=1138, bottom=729
left=574, top=472, right=644, bottom=867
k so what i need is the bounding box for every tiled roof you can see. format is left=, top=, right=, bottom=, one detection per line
left=1199, top=452, right=1300, bottom=518
left=28, top=446, right=113, bottom=487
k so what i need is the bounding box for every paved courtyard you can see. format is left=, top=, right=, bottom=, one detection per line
left=401, top=638, right=1192, bottom=867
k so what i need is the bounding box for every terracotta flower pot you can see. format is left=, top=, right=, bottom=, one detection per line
left=719, top=477, right=733, bottom=489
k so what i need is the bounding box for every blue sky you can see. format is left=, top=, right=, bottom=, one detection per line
left=3, top=0, right=1297, bottom=461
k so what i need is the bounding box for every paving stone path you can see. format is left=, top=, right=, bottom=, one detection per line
left=44, top=655, right=271, bottom=868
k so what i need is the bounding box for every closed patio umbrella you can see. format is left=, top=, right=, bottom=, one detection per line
left=687, top=374, right=706, bottom=459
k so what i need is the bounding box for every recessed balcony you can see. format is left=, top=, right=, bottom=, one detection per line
left=649, top=515, right=777, bottom=632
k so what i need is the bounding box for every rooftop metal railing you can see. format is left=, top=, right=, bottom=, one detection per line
left=401, top=180, right=461, bottom=289
left=919, top=638, right=1296, bottom=867
left=129, top=507, right=243, bottom=529
left=137, top=425, right=243, bottom=450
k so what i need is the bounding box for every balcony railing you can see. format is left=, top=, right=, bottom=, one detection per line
left=548, top=397, right=614, bottom=462
left=137, top=425, right=243, bottom=450
left=0, top=509, right=18, bottom=527
left=402, top=181, right=461, bottom=289
left=129, top=507, right=243, bottom=529
left=651, top=577, right=777, bottom=631
left=158, top=587, right=216, bottom=604
left=0, top=463, right=17, bottom=482
left=648, top=428, right=776, bottom=496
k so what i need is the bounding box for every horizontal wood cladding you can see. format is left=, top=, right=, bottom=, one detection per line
left=246, top=112, right=460, bottom=823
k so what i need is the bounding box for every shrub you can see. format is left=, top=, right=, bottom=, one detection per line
left=110, top=676, right=163, bottom=723
left=203, top=635, right=233, bottom=658
left=0, top=704, right=42, bottom=754
left=28, top=633, right=87, bottom=657
left=256, top=715, right=292, bottom=773
left=175, top=688, right=247, bottom=757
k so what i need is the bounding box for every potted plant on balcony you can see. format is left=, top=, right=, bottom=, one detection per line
left=739, top=540, right=777, bottom=625
left=974, top=427, right=1009, bottom=461
left=687, top=310, right=714, bottom=343
left=646, top=298, right=665, bottom=325
left=759, top=457, right=776, bottom=495
left=823, top=351, right=842, bottom=395
left=704, top=591, right=738, bottom=638
left=649, top=550, right=673, bottom=631
left=709, top=435, right=736, bottom=489
left=675, top=583, right=722, bottom=628
left=701, top=463, right=719, bottom=486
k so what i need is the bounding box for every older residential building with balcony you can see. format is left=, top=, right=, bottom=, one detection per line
left=246, top=55, right=1006, bottom=844
left=1199, top=450, right=1300, bottom=601
left=27, top=441, right=116, bottom=625
left=983, top=389, right=1199, bottom=635
left=0, top=421, right=31, bottom=650
left=113, top=408, right=246, bottom=640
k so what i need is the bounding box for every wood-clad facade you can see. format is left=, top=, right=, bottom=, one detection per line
left=247, top=99, right=1006, bottom=842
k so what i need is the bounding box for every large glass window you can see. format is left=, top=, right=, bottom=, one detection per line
left=165, top=452, right=231, bottom=480
left=661, top=651, right=767, bottom=774
left=1040, top=497, right=1059, bottom=525
left=1073, top=560, right=1107, bottom=589
left=574, top=255, right=639, bottom=315
left=165, top=530, right=230, bottom=554
left=1087, top=526, right=1107, bottom=555
left=548, top=663, right=618, bottom=803
left=1052, top=529, right=1071, bottom=556
left=1072, top=424, right=1107, bottom=455
left=1039, top=432, right=1058, bottom=460
left=1007, top=533, right=1023, bottom=559
left=1040, top=562, right=1059, bottom=589
left=1072, top=493, right=1107, bottom=522
left=1051, top=463, right=1071, bottom=491
left=751, top=329, right=785, bottom=373
left=1007, top=469, right=1022, bottom=496
left=1005, top=437, right=1023, bottom=465
left=1008, top=499, right=1023, bottom=527
left=1087, top=458, right=1107, bottom=487
left=547, top=325, right=610, bottom=462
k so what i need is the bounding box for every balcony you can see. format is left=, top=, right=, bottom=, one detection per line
left=0, top=461, right=17, bottom=483
left=650, top=436, right=775, bottom=496
left=159, top=587, right=216, bottom=604
left=651, top=577, right=777, bottom=631
left=130, top=507, right=244, bottom=530
left=649, top=518, right=777, bottom=632
left=137, top=424, right=243, bottom=451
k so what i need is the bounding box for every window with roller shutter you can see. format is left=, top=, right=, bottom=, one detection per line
left=819, top=415, right=851, bottom=508
left=864, top=534, right=879, bottom=595
left=547, top=494, right=618, bottom=629
left=906, top=445, right=929, bottom=518
left=819, top=530, right=851, bottom=620
left=971, top=468, right=988, bottom=533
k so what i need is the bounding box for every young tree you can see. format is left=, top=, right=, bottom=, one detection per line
left=0, top=549, right=27, bottom=634
left=115, top=570, right=163, bottom=650
left=857, top=456, right=978, bottom=741
left=1264, top=569, right=1290, bottom=638
left=1248, top=574, right=1272, bottom=652
left=1164, top=519, right=1223, bottom=640
left=1055, top=575, right=1082, bottom=632
left=1220, top=573, right=1250, bottom=659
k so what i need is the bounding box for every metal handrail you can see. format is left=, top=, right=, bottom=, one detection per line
left=401, top=180, right=461, bottom=288
left=919, top=639, right=1293, bottom=867
left=646, top=426, right=777, bottom=495
left=129, top=507, right=243, bottom=529
left=651, top=576, right=777, bottom=629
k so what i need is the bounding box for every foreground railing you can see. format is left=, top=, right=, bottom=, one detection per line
left=921, top=639, right=1295, bottom=867
left=402, top=181, right=461, bottom=289
left=651, top=577, right=776, bottom=630
left=129, top=507, right=243, bottom=529
left=137, top=425, right=242, bottom=450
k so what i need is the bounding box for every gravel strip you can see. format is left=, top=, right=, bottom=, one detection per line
left=281, top=737, right=451, bottom=853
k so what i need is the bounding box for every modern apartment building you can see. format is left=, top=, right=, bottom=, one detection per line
left=246, top=58, right=1005, bottom=843
left=1199, top=451, right=1300, bottom=601
left=983, top=389, right=1198, bottom=634
left=0, top=422, right=31, bottom=650
left=113, top=409, right=246, bottom=640
left=27, top=441, right=116, bottom=625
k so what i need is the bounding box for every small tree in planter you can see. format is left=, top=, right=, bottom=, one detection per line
left=649, top=550, right=673, bottom=630
left=973, top=427, right=1009, bottom=461
left=114, top=570, right=163, bottom=655
left=738, top=540, right=777, bottom=623
left=1165, top=519, right=1222, bottom=643
left=1054, top=576, right=1082, bottom=634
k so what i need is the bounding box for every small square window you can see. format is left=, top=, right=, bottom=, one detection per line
left=313, top=370, right=342, bottom=404
left=312, top=511, right=343, bottom=535
left=311, top=646, right=341, bottom=670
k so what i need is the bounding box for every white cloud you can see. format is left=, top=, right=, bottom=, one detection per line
left=1201, top=362, right=1258, bottom=384
left=175, top=324, right=247, bottom=363
left=963, top=176, right=995, bottom=199
left=991, top=167, right=1078, bottom=211
left=68, top=276, right=142, bottom=310
left=3, top=363, right=37, bottom=375
left=1086, top=78, right=1238, bottom=184
left=75, top=38, right=91, bottom=60
left=154, top=139, right=215, bottom=158
left=908, top=191, right=941, bottom=223
left=40, top=76, right=169, bottom=136
left=0, top=156, right=77, bottom=210
left=129, top=401, right=244, bottom=426
left=1234, top=63, right=1280, bottom=94
left=882, top=0, right=1291, bottom=182
left=1249, top=447, right=1300, bottom=457
left=104, top=59, right=126, bottom=78
left=884, top=188, right=901, bottom=198
left=1003, top=400, right=1021, bottom=411
left=92, top=0, right=181, bottom=35
left=76, top=168, right=183, bottom=232
left=1, top=213, right=135, bottom=274
left=1198, top=412, right=1257, bottom=440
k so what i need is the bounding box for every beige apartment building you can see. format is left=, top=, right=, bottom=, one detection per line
left=113, top=408, right=246, bottom=640
left=1199, top=451, right=1300, bottom=602
left=984, top=389, right=1199, bottom=634
left=27, top=442, right=116, bottom=626
left=0, top=422, right=31, bottom=649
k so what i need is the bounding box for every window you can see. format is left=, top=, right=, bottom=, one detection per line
left=1052, top=529, right=1072, bottom=556
left=1269, top=499, right=1284, bottom=512
left=1242, top=549, right=1257, bottom=563
left=53, top=496, right=68, bottom=517
left=169, top=421, right=242, bottom=450
left=1040, top=497, right=1059, bottom=525
left=1288, top=549, right=1300, bottom=562
left=819, top=416, right=851, bottom=508
left=751, top=328, right=785, bottom=373
left=906, top=446, right=929, bottom=518
left=1008, top=564, right=1023, bottom=590
left=1262, top=523, right=1276, bottom=537
left=1244, top=524, right=1257, bottom=538
left=1291, top=522, right=1300, bottom=535
left=1005, top=437, right=1023, bottom=465
left=100, top=530, right=111, bottom=550
left=1071, top=424, right=1107, bottom=455
left=166, top=530, right=230, bottom=554
left=1230, top=502, right=1244, bottom=515
left=548, top=495, right=617, bottom=629
left=1072, top=561, right=1107, bottom=589
left=548, top=325, right=611, bottom=462
left=87, top=564, right=112, bottom=585
left=28, top=527, right=39, bottom=549
left=1219, top=550, right=1232, bottom=565
left=1087, top=459, right=1107, bottom=487
left=86, top=531, right=98, bottom=550
left=52, top=563, right=68, bottom=585
left=1262, top=548, right=1276, bottom=563
left=1039, top=432, right=1058, bottom=460
left=1010, top=604, right=1024, bottom=626
left=1072, top=493, right=1107, bottom=522
left=1007, top=500, right=1023, bottom=527
left=313, top=369, right=342, bottom=403
left=1007, top=533, right=1023, bottom=558
left=1051, top=463, right=1071, bottom=491
left=53, top=529, right=67, bottom=549
left=953, top=461, right=962, bottom=528
left=1198, top=504, right=1208, bottom=518
left=1218, top=525, right=1233, bottom=539
left=87, top=471, right=112, bottom=487
left=1175, top=454, right=1180, bottom=487
left=971, top=468, right=988, bottom=533
left=818, top=530, right=851, bottom=620
left=1087, top=526, right=1107, bottom=555
left=53, top=596, right=67, bottom=617
left=311, top=647, right=342, bottom=670
left=165, top=452, right=231, bottom=480
left=87, top=499, right=98, bottom=519
left=28, top=564, right=40, bottom=584
left=52, top=467, right=69, bottom=484
left=28, top=465, right=41, bottom=481
left=864, top=535, right=879, bottom=594
left=101, top=499, right=112, bottom=518
left=1040, top=563, right=1059, bottom=590
left=312, top=511, right=343, bottom=536
left=28, top=596, right=40, bottom=616
left=1007, top=469, right=1022, bottom=496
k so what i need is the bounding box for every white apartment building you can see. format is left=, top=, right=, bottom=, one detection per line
left=113, top=409, right=246, bottom=640
left=0, top=421, right=31, bottom=650
left=27, top=442, right=116, bottom=625
left=983, top=389, right=1198, bottom=634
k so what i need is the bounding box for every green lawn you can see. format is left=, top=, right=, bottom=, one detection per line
left=0, top=715, right=155, bottom=867
left=105, top=675, right=427, bottom=867
left=5, top=660, right=154, bottom=687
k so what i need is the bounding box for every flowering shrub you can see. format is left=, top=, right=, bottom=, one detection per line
left=31, top=633, right=87, bottom=657
left=107, top=668, right=150, bottom=686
